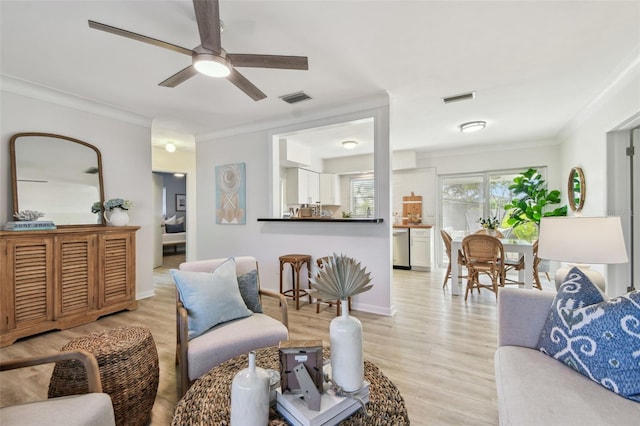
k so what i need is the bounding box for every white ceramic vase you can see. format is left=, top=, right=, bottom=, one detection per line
left=104, top=207, right=129, bottom=227
left=330, top=299, right=364, bottom=392
left=230, top=351, right=270, bottom=426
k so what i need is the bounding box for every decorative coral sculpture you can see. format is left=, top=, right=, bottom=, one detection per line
left=13, top=210, right=45, bottom=221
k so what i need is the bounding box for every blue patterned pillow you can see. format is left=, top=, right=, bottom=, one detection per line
left=537, top=267, right=640, bottom=402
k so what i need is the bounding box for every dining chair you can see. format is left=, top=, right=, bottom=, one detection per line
left=474, top=228, right=505, bottom=238
left=503, top=240, right=544, bottom=290
left=462, top=234, right=505, bottom=301
left=440, top=230, right=467, bottom=289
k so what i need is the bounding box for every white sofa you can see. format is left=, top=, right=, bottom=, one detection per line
left=495, top=288, right=639, bottom=425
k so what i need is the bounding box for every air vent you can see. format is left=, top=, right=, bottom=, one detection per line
left=442, top=91, right=475, bottom=104
left=280, top=91, right=312, bottom=104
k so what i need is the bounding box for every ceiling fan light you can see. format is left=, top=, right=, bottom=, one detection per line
left=165, top=143, right=176, bottom=153
left=193, top=54, right=231, bottom=78
left=459, top=121, right=486, bottom=133
left=341, top=140, right=358, bottom=149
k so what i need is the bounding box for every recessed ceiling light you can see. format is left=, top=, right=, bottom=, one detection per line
left=341, top=140, right=358, bottom=149
left=459, top=121, right=486, bottom=133
left=165, top=143, right=176, bottom=153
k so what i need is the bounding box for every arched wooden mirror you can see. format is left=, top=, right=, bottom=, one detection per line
left=568, top=166, right=585, bottom=213
left=10, top=133, right=105, bottom=226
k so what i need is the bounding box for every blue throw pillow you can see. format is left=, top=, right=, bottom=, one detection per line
left=237, top=269, right=263, bottom=313
left=165, top=223, right=185, bottom=233
left=171, top=258, right=252, bottom=340
left=537, top=267, right=640, bottom=402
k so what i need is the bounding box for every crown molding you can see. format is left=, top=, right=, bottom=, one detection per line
left=1, top=74, right=151, bottom=128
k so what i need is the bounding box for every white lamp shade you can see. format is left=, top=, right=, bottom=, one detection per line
left=538, top=216, right=628, bottom=264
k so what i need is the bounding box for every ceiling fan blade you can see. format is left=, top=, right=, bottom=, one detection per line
left=88, top=20, right=193, bottom=56
left=227, top=54, right=309, bottom=70
left=227, top=69, right=267, bottom=101
left=159, top=66, right=199, bottom=87
left=192, top=0, right=222, bottom=54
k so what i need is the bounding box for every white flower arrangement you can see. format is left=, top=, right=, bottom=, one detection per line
left=103, top=198, right=135, bottom=212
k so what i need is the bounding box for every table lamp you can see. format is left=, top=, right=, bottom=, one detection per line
left=538, top=216, right=628, bottom=293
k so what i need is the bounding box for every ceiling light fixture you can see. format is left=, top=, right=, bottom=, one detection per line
left=174, top=173, right=185, bottom=178
left=193, top=54, right=232, bottom=78
left=459, top=121, right=486, bottom=133
left=165, top=143, right=176, bottom=153
left=341, top=140, right=358, bottom=149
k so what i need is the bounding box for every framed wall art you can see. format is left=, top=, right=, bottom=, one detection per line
left=176, top=194, right=186, bottom=211
left=215, top=162, right=246, bottom=224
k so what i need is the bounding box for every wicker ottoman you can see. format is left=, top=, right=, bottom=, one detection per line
left=48, top=327, right=159, bottom=426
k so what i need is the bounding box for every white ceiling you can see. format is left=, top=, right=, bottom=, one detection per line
left=2, top=1, right=639, bottom=155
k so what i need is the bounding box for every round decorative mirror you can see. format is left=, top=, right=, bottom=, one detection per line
left=568, top=167, right=585, bottom=212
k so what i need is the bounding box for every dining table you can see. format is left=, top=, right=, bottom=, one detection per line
left=450, top=236, right=534, bottom=296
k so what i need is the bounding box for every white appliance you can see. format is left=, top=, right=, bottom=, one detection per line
left=393, top=228, right=410, bottom=269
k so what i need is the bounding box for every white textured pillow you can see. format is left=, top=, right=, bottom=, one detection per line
left=176, top=216, right=185, bottom=224
left=172, top=258, right=252, bottom=339
left=164, top=215, right=177, bottom=225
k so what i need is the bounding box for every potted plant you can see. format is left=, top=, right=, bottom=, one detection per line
left=503, top=168, right=567, bottom=239
left=102, top=198, right=135, bottom=226
left=310, top=254, right=372, bottom=392
left=478, top=215, right=500, bottom=234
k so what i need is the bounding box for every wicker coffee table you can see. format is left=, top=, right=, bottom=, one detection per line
left=172, top=346, right=409, bottom=425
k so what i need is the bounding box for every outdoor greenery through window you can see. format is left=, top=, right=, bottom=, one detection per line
left=438, top=168, right=546, bottom=264
left=350, top=177, right=375, bottom=217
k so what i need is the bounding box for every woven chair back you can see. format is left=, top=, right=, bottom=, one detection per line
left=462, top=234, right=504, bottom=272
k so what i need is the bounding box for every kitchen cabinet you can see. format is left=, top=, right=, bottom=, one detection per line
left=410, top=227, right=433, bottom=271
left=286, top=168, right=320, bottom=205
left=319, top=173, right=340, bottom=205
left=0, top=226, right=138, bottom=347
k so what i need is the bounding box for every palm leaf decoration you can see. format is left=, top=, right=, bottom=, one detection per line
left=310, top=253, right=373, bottom=301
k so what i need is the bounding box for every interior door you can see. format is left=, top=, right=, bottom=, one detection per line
left=152, top=173, right=163, bottom=268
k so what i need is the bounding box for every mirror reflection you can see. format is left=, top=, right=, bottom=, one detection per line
left=11, top=133, right=104, bottom=226
left=568, top=166, right=585, bottom=212
left=273, top=117, right=374, bottom=219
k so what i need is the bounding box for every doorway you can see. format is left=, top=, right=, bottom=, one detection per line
left=153, top=172, right=187, bottom=267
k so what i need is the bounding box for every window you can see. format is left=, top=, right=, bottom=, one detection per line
left=350, top=177, right=375, bottom=217
left=437, top=167, right=546, bottom=265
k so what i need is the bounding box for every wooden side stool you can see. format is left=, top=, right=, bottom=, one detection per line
left=48, top=326, right=159, bottom=426
left=279, top=254, right=312, bottom=310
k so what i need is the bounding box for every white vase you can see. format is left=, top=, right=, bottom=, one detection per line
left=230, top=351, right=270, bottom=426
left=330, top=299, right=364, bottom=392
left=104, top=207, right=129, bottom=227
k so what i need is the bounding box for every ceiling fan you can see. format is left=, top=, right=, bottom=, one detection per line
left=88, top=0, right=308, bottom=101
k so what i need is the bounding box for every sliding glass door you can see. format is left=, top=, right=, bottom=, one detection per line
left=438, top=168, right=544, bottom=266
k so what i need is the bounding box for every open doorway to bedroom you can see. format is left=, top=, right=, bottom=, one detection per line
left=153, top=172, right=187, bottom=265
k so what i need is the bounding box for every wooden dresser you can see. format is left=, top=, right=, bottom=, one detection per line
left=0, top=226, right=139, bottom=347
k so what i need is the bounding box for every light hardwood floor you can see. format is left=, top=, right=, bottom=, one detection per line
left=0, top=254, right=529, bottom=425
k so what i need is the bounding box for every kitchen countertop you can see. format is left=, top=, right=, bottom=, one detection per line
left=393, top=224, right=433, bottom=229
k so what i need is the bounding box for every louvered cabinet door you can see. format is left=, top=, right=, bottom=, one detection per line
left=55, top=234, right=96, bottom=318
left=1, top=236, right=54, bottom=333
left=98, top=231, right=136, bottom=308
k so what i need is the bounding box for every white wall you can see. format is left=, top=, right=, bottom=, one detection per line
left=558, top=56, right=640, bottom=296
left=1, top=84, right=155, bottom=299
left=195, top=102, right=394, bottom=315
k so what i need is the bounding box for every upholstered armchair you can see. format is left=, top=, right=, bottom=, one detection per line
left=174, top=256, right=289, bottom=397
left=0, top=350, right=115, bottom=426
